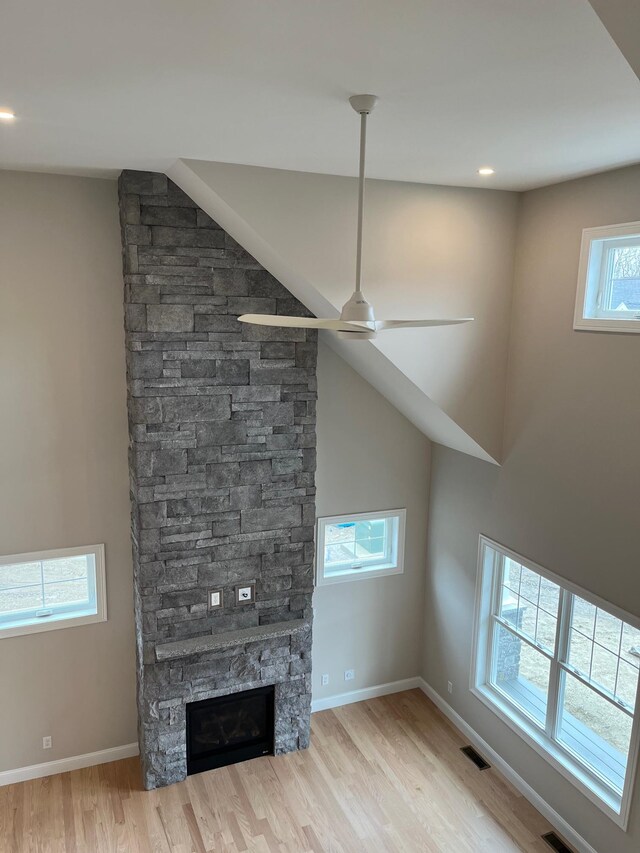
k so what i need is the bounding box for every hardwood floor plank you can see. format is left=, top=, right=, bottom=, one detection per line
left=182, top=802, right=207, bottom=853
left=61, top=774, right=77, bottom=853
left=0, top=691, right=560, bottom=853
left=226, top=811, right=248, bottom=852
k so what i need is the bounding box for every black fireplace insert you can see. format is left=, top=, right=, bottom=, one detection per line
left=186, top=685, right=275, bottom=775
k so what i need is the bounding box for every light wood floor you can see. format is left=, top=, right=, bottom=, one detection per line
left=0, top=690, right=560, bottom=852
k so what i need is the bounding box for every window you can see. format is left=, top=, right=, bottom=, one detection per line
left=0, top=544, right=106, bottom=638
left=472, top=537, right=640, bottom=827
left=316, top=509, right=405, bottom=585
left=574, top=222, right=640, bottom=332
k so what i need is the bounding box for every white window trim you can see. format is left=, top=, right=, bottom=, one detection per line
left=0, top=544, right=107, bottom=639
left=470, top=535, right=640, bottom=830
left=574, top=221, right=640, bottom=333
left=315, top=509, right=406, bottom=586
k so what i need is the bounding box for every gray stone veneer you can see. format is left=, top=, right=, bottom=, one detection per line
left=118, top=171, right=317, bottom=789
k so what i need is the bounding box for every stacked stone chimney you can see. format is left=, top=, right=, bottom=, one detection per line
left=118, top=171, right=316, bottom=788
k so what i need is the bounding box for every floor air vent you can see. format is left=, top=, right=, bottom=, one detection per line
left=541, top=831, right=573, bottom=853
left=459, top=745, right=490, bottom=770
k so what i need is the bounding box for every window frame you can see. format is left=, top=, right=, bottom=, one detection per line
left=471, top=536, right=640, bottom=829
left=574, top=221, right=640, bottom=333
left=0, top=544, right=107, bottom=639
left=315, top=509, right=406, bottom=586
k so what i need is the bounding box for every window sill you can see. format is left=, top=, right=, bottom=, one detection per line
left=471, top=682, right=626, bottom=827
left=318, top=563, right=402, bottom=586
left=0, top=609, right=104, bottom=640
left=574, top=316, right=640, bottom=334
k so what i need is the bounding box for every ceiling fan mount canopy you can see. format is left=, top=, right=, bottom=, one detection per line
left=348, top=94, right=378, bottom=115
left=238, top=94, right=473, bottom=340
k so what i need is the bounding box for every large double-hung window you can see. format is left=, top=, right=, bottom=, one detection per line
left=472, top=537, right=640, bottom=827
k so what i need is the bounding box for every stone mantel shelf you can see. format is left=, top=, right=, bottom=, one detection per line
left=155, top=619, right=308, bottom=662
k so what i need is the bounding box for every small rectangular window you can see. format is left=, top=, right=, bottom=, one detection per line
left=0, top=544, right=107, bottom=639
left=574, top=222, right=640, bottom=332
left=472, top=537, right=640, bottom=828
left=315, top=509, right=405, bottom=585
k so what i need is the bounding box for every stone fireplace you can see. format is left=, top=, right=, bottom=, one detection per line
left=118, top=171, right=316, bottom=789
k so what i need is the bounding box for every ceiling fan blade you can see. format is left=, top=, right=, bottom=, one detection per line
left=238, top=314, right=373, bottom=332
left=376, top=318, right=474, bottom=330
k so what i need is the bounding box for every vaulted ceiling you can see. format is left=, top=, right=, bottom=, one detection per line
left=1, top=1, right=639, bottom=190
left=589, top=0, right=640, bottom=82
left=2, top=0, right=639, bottom=461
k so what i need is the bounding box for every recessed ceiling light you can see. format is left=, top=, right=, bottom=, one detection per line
left=0, top=110, right=16, bottom=121
left=478, top=167, right=495, bottom=176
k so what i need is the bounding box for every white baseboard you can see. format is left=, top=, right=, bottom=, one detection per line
left=0, top=742, right=139, bottom=787
left=417, top=679, right=597, bottom=853
left=0, top=681, right=602, bottom=851
left=311, top=676, right=422, bottom=713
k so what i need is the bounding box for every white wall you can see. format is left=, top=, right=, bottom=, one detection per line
left=423, top=164, right=640, bottom=853
left=0, top=171, right=431, bottom=775
left=0, top=171, right=137, bottom=772
left=6, top=160, right=637, bottom=853
left=313, top=341, right=430, bottom=704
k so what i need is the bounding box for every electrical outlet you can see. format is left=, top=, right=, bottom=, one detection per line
left=447, top=681, right=453, bottom=694
left=235, top=583, right=255, bottom=605
left=344, top=669, right=355, bottom=682
left=42, top=736, right=52, bottom=750
left=321, top=674, right=329, bottom=687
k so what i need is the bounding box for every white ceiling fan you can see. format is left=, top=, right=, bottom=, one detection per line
left=238, top=95, right=473, bottom=340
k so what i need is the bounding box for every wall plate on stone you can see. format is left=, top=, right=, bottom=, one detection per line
left=235, top=583, right=256, bottom=605
left=208, top=588, right=223, bottom=610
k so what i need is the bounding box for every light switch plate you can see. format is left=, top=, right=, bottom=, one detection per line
left=235, top=583, right=255, bottom=605
left=208, top=588, right=223, bottom=610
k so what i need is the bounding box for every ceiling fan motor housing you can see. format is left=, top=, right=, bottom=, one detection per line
left=340, top=290, right=375, bottom=322
left=337, top=291, right=377, bottom=339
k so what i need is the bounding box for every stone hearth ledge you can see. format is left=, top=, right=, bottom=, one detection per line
left=155, top=619, right=308, bottom=662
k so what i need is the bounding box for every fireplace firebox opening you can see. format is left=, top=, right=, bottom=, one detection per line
left=186, top=685, right=275, bottom=775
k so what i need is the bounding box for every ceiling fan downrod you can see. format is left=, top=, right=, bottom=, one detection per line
left=336, top=94, right=379, bottom=336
